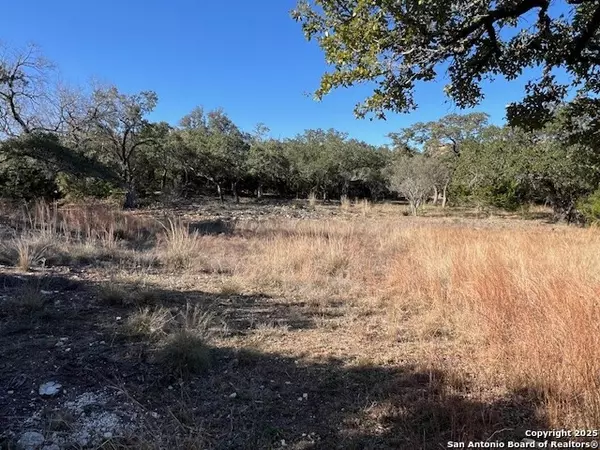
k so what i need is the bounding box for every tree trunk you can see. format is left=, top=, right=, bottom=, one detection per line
left=216, top=183, right=224, bottom=203
left=342, top=180, right=349, bottom=197
left=123, top=186, right=138, bottom=209
left=161, top=168, right=168, bottom=190
left=257, top=184, right=263, bottom=199
left=232, top=181, right=239, bottom=203
left=123, top=168, right=137, bottom=209
left=442, top=183, right=448, bottom=208
left=410, top=201, right=418, bottom=216
left=433, top=186, right=439, bottom=205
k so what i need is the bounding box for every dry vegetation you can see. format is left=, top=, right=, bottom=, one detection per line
left=1, top=199, right=598, bottom=449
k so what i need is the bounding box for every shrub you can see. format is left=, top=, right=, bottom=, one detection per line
left=577, top=188, right=600, bottom=225
left=0, top=158, right=58, bottom=200
left=56, top=173, right=115, bottom=201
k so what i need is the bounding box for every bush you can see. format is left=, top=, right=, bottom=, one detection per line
left=56, top=173, right=115, bottom=200
left=0, top=158, right=58, bottom=200
left=577, top=188, right=600, bottom=225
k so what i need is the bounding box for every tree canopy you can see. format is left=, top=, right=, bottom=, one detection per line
left=292, top=0, right=600, bottom=128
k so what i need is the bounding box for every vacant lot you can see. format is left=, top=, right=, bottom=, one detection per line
left=1, top=199, right=598, bottom=449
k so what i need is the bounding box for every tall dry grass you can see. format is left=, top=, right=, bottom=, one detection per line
left=383, top=227, right=600, bottom=428
left=234, top=218, right=600, bottom=428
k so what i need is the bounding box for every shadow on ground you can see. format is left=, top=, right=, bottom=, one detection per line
left=0, top=272, right=547, bottom=449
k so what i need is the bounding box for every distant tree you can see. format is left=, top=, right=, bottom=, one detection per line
left=452, top=124, right=600, bottom=220
left=178, top=107, right=249, bottom=202
left=247, top=124, right=291, bottom=198
left=88, top=86, right=158, bottom=208
left=395, top=113, right=489, bottom=156
left=387, top=155, right=434, bottom=216
left=0, top=43, right=59, bottom=137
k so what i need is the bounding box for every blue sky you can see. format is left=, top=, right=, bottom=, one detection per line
left=2, top=0, right=537, bottom=146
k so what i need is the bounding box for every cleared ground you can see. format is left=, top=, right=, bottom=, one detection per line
left=1, top=199, right=598, bottom=449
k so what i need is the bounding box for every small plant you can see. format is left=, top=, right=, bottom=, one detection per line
left=12, top=281, right=47, bottom=315
left=137, top=289, right=160, bottom=306
left=179, top=302, right=214, bottom=335
left=98, top=284, right=131, bottom=306
left=156, top=331, right=211, bottom=375
left=126, top=307, right=173, bottom=338
left=158, top=218, right=201, bottom=269
left=13, top=235, right=51, bottom=271
left=577, top=188, right=600, bottom=225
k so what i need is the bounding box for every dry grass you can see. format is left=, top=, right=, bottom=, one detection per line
left=157, top=218, right=203, bottom=269
left=126, top=306, right=174, bottom=338
left=228, top=217, right=600, bottom=428
left=156, top=331, right=212, bottom=375
left=340, top=195, right=351, bottom=211
left=3, top=200, right=598, bottom=433
left=153, top=303, right=215, bottom=375
left=382, top=227, right=600, bottom=428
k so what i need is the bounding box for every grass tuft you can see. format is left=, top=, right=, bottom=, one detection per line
left=156, top=331, right=212, bottom=375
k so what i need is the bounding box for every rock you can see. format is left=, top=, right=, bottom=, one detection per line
left=39, top=382, right=62, bottom=397
left=229, top=392, right=237, bottom=398
left=16, top=431, right=45, bottom=450
left=41, top=445, right=61, bottom=450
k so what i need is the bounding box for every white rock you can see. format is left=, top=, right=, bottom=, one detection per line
left=39, top=382, right=62, bottom=397
left=229, top=392, right=237, bottom=398
left=17, top=431, right=45, bottom=450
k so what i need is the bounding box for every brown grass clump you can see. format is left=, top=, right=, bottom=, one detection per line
left=98, top=284, right=132, bottom=306
left=0, top=234, right=54, bottom=271
left=156, top=330, right=212, bottom=375
left=155, top=305, right=214, bottom=375
left=157, top=218, right=203, bottom=269
left=126, top=306, right=174, bottom=338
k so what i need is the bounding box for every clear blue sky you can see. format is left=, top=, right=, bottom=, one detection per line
left=2, top=0, right=536, bottom=146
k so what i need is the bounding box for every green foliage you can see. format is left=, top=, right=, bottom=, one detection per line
left=0, top=157, right=57, bottom=200
left=56, top=174, right=114, bottom=200
left=577, top=188, right=600, bottom=225
left=293, top=0, right=600, bottom=129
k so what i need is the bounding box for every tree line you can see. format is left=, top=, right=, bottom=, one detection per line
left=1, top=44, right=600, bottom=223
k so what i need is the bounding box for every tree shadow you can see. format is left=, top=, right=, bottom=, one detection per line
left=0, top=272, right=548, bottom=450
